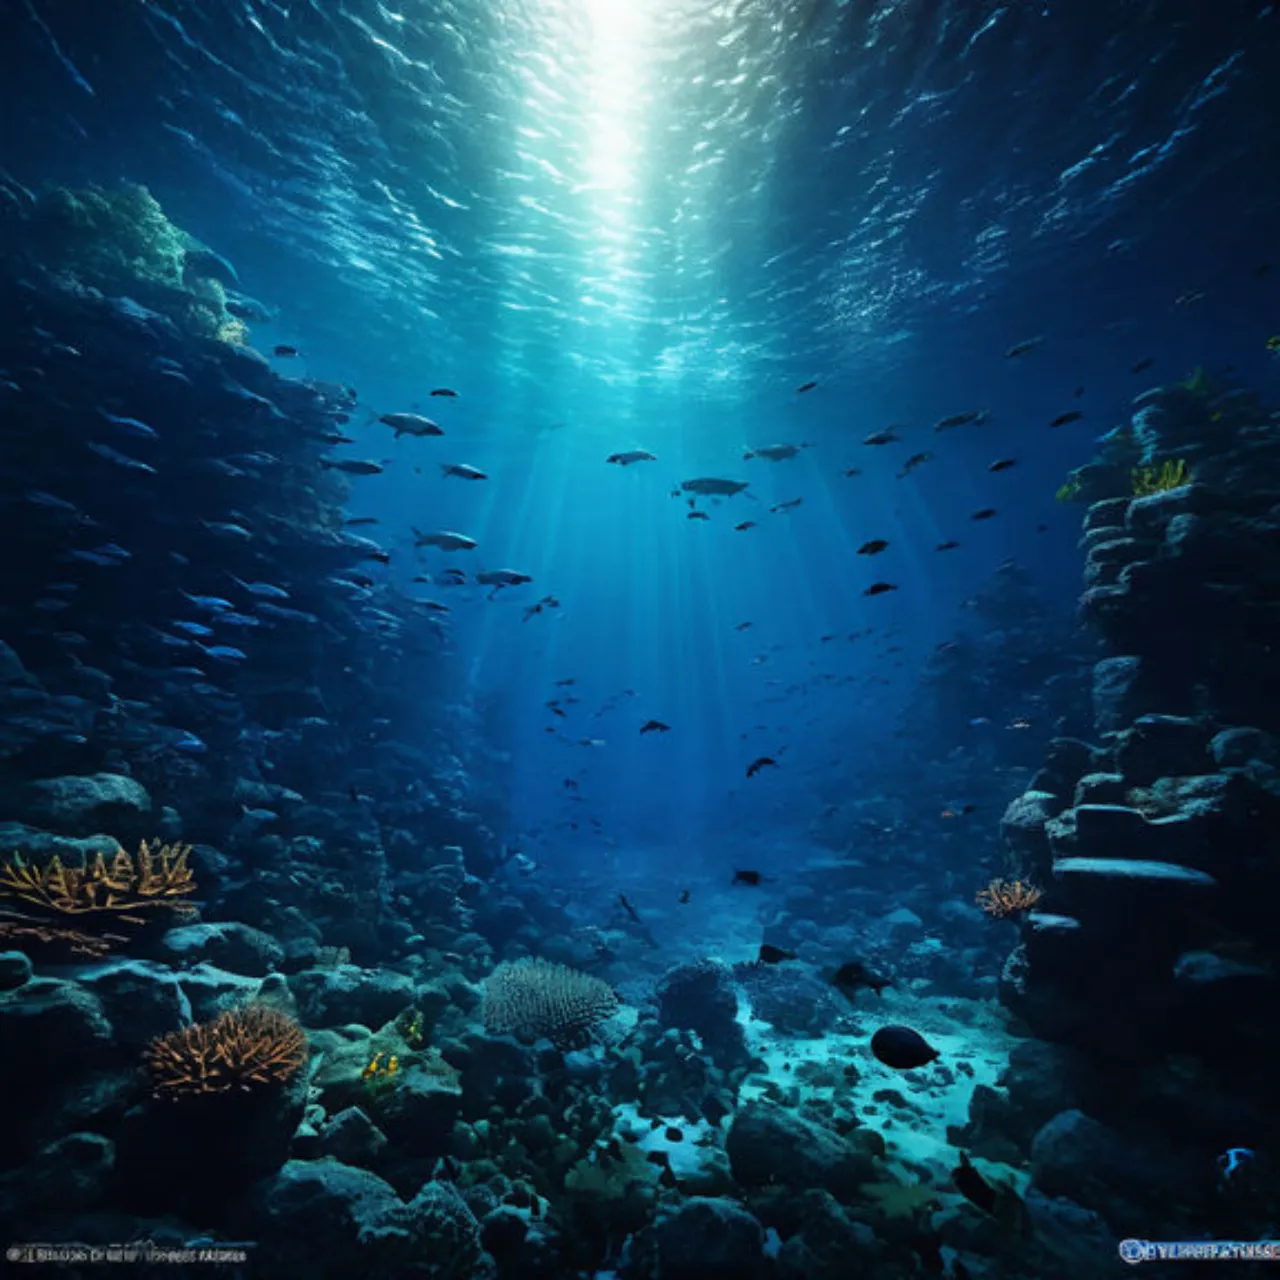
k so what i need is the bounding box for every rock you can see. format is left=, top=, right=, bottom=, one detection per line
left=404, top=1180, right=487, bottom=1277
left=1114, top=714, right=1212, bottom=785
left=655, top=958, right=747, bottom=1066
left=77, top=958, right=191, bottom=1048
left=373, top=1058, right=464, bottom=1147
left=0, top=977, right=113, bottom=1086
left=1210, top=726, right=1277, bottom=769
left=880, top=906, right=923, bottom=937
left=318, top=1106, right=389, bottom=1164
left=1082, top=497, right=1130, bottom=533
left=232, top=1158, right=424, bottom=1279
left=21, top=772, right=152, bottom=838
left=1126, top=482, right=1212, bottom=535
left=1090, top=656, right=1150, bottom=734
left=0, top=1131, right=115, bottom=1223
left=173, top=962, right=263, bottom=1021
left=999, top=791, right=1058, bottom=878
left=1023, top=1189, right=1120, bottom=1276
left=289, top=964, right=417, bottom=1028
left=642, top=1196, right=769, bottom=1280
left=0, top=640, right=36, bottom=685
left=1072, top=773, right=1128, bottom=806
left=158, top=921, right=285, bottom=976
left=726, top=1101, right=881, bottom=1201
left=1053, top=857, right=1216, bottom=888
left=0, top=950, right=33, bottom=990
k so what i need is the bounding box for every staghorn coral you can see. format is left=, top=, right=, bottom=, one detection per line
left=1131, top=458, right=1189, bottom=496
left=0, top=912, right=122, bottom=958
left=143, top=1004, right=308, bottom=1100
left=976, top=877, right=1043, bottom=919
left=482, top=957, right=620, bottom=1051
left=0, top=840, right=196, bottom=925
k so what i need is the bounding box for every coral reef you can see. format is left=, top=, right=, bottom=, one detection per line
left=481, top=958, right=620, bottom=1051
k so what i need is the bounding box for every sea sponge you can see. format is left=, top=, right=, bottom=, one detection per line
left=481, top=957, right=619, bottom=1051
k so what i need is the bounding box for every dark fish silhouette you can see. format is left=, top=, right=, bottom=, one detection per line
left=1049, top=411, right=1082, bottom=428
left=429, top=387, right=458, bottom=397
left=746, top=756, right=777, bottom=777
left=988, top=458, right=1016, bottom=472
left=640, top=719, right=670, bottom=734
left=1130, top=358, right=1153, bottom=374
left=758, top=943, right=798, bottom=964
left=858, top=539, right=889, bottom=555
left=952, top=1151, right=998, bottom=1215
left=971, top=508, right=997, bottom=521
left=732, top=869, right=763, bottom=886
left=679, top=888, right=690, bottom=904
left=830, top=960, right=892, bottom=997
left=864, top=582, right=897, bottom=596
left=273, top=344, right=299, bottom=358
left=871, top=1025, right=940, bottom=1070
left=936, top=540, right=959, bottom=551
left=796, top=380, right=818, bottom=394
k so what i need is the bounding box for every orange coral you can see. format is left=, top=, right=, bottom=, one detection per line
left=0, top=913, right=122, bottom=958
left=976, top=877, right=1042, bottom=919
left=143, top=1005, right=308, bottom=1100
left=0, top=840, right=196, bottom=925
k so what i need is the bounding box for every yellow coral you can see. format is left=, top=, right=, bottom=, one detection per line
left=1131, top=458, right=1188, bottom=497
left=0, top=840, right=197, bottom=924
left=976, top=878, right=1042, bottom=918
left=144, top=1005, right=308, bottom=1100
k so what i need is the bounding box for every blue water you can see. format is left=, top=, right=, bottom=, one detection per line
left=3, top=3, right=1277, bottom=878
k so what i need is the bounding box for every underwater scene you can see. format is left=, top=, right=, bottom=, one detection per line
left=1, top=1, right=1279, bottom=1277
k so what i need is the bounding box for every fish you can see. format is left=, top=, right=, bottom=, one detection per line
left=87, top=442, right=156, bottom=473
left=830, top=960, right=892, bottom=997
left=952, top=1152, right=998, bottom=1215
left=619, top=894, right=642, bottom=924
left=935, top=540, right=959, bottom=551
left=201, top=520, right=252, bottom=540
left=679, top=889, right=690, bottom=904
left=734, top=621, right=753, bottom=631
left=988, top=458, right=1016, bottom=472
left=441, top=464, right=487, bottom=480
left=864, top=582, right=897, bottom=596
left=770, top=497, right=803, bottom=513
left=758, top=943, right=798, bottom=964
left=321, top=459, right=384, bottom=476
left=196, top=643, right=249, bottom=664
left=934, top=411, right=987, bottom=431
left=681, top=477, right=749, bottom=497
left=182, top=592, right=235, bottom=614
left=897, top=452, right=933, bottom=478
left=796, top=380, right=818, bottom=393
left=413, top=529, right=478, bottom=552
left=168, top=620, right=214, bottom=639
left=862, top=428, right=900, bottom=445
left=1049, top=411, right=1082, bottom=428
left=843, top=467, right=862, bottom=477
left=732, top=869, right=764, bottom=885
left=1004, top=336, right=1044, bottom=358
left=870, top=1025, right=940, bottom=1069
left=858, top=540, right=888, bottom=555
left=688, top=510, right=710, bottom=521
left=734, top=521, right=756, bottom=531
left=744, top=443, right=808, bottom=461
left=273, top=344, right=299, bottom=358
left=1267, top=336, right=1280, bottom=355
left=230, top=577, right=289, bottom=600
left=344, top=517, right=380, bottom=527
left=380, top=412, right=443, bottom=438
left=640, top=720, right=670, bottom=734
left=101, top=411, right=159, bottom=440
left=1174, top=290, right=1205, bottom=306
left=522, top=594, right=558, bottom=621
left=476, top=569, right=533, bottom=594
left=971, top=508, right=997, bottom=520
left=429, top=388, right=458, bottom=397
left=607, top=450, right=657, bottom=466
left=746, top=756, right=777, bottom=778
left=1131, top=357, right=1154, bottom=373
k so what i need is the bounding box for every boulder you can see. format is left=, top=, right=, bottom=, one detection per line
left=726, top=1101, right=881, bottom=1201
left=289, top=964, right=417, bottom=1028
left=158, top=921, right=285, bottom=976
left=21, top=772, right=151, bottom=839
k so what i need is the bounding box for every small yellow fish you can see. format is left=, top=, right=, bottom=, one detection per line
left=387, top=1055, right=399, bottom=1074
left=1266, top=334, right=1280, bottom=353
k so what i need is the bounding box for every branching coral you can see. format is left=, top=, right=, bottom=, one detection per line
left=0, top=912, right=122, bottom=958
left=976, top=878, right=1042, bottom=918
left=143, top=1005, right=308, bottom=1100
left=1131, top=458, right=1189, bottom=496
left=482, top=957, right=620, bottom=1051
left=0, top=840, right=196, bottom=925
